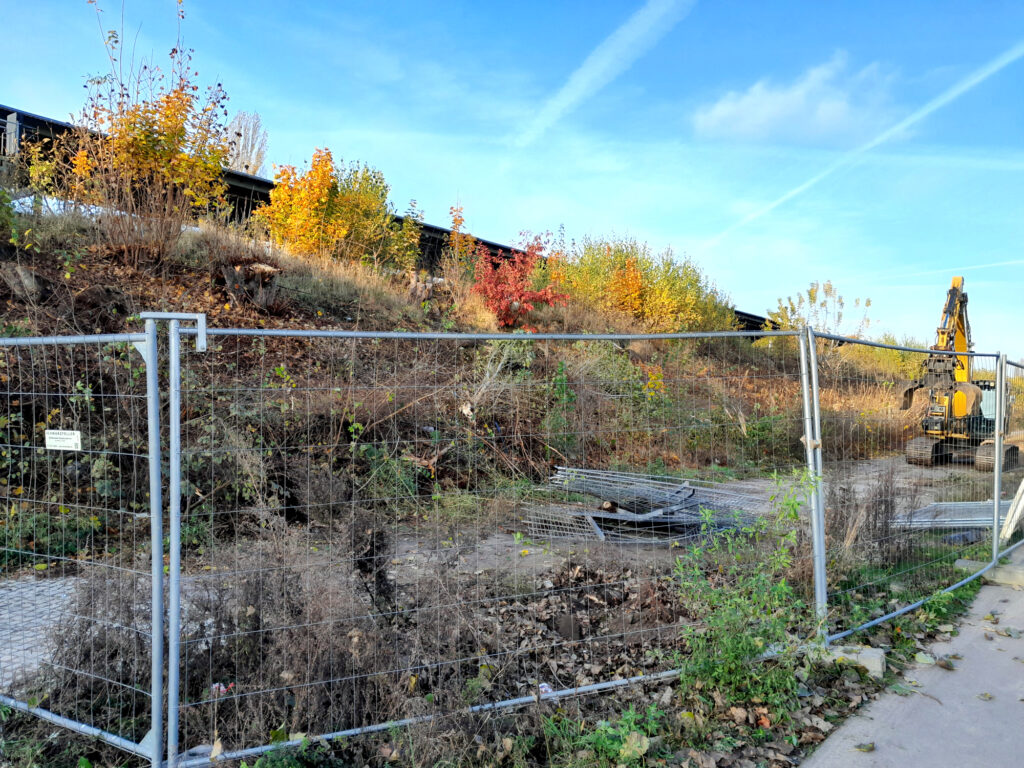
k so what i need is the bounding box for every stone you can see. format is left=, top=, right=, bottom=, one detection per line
left=0, top=263, right=50, bottom=302
left=825, top=644, right=887, bottom=679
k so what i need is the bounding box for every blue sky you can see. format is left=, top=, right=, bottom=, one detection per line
left=7, top=1, right=1024, bottom=356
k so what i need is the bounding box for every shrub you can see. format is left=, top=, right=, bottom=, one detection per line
left=57, top=4, right=231, bottom=267
left=0, top=189, right=13, bottom=240
left=759, top=281, right=872, bottom=373
left=553, top=236, right=735, bottom=332
left=471, top=234, right=567, bottom=328
left=436, top=206, right=496, bottom=329
left=254, top=147, right=421, bottom=270
left=838, top=333, right=929, bottom=380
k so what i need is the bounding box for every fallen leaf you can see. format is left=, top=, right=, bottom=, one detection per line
left=210, top=738, right=223, bottom=759
left=978, top=692, right=994, bottom=701
left=914, top=652, right=935, bottom=665
left=936, top=657, right=956, bottom=671
left=618, top=731, right=650, bottom=761
left=854, top=742, right=875, bottom=752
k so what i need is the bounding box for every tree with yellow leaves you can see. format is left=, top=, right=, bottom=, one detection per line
left=60, top=1, right=231, bottom=266
left=557, top=237, right=735, bottom=332
left=254, top=148, right=421, bottom=270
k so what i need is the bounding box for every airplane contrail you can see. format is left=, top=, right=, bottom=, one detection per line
left=513, top=0, right=696, bottom=148
left=873, top=258, right=1024, bottom=281
left=703, top=38, right=1024, bottom=249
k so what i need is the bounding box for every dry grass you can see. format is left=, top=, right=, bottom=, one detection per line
left=437, top=252, right=497, bottom=331
left=275, top=250, right=420, bottom=324
left=818, top=380, right=924, bottom=460
left=823, top=464, right=921, bottom=579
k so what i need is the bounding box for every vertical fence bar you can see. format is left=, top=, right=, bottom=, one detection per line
left=166, top=321, right=183, bottom=766
left=798, top=328, right=827, bottom=639
left=804, top=327, right=828, bottom=642
left=993, top=352, right=1006, bottom=563
left=144, top=319, right=165, bottom=768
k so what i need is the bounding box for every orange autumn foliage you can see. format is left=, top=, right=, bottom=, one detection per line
left=255, top=148, right=421, bottom=269
left=255, top=148, right=349, bottom=258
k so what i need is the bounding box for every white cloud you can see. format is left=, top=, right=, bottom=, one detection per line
left=693, top=52, right=897, bottom=145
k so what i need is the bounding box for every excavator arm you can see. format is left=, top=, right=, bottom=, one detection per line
left=901, top=276, right=973, bottom=410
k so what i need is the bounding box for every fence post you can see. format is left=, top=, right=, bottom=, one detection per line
left=993, top=353, right=1006, bottom=563
left=139, top=311, right=206, bottom=766
left=166, top=320, right=183, bottom=766
left=799, top=327, right=828, bottom=642
left=142, top=319, right=165, bottom=768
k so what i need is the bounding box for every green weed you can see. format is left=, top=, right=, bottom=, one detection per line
left=675, top=474, right=812, bottom=717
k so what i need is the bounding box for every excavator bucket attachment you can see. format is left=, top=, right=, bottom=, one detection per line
left=901, top=382, right=920, bottom=410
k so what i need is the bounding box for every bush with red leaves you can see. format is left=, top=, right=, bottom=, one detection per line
left=471, top=235, right=568, bottom=328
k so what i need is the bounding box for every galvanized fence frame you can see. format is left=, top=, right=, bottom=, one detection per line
left=0, top=320, right=164, bottom=766
left=807, top=331, right=1013, bottom=643
left=3, top=316, right=1021, bottom=767
left=161, top=323, right=812, bottom=767
left=999, top=358, right=1024, bottom=559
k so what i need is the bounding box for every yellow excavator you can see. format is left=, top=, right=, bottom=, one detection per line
left=901, top=276, right=1018, bottom=471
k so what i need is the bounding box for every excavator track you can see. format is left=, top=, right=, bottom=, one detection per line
left=906, top=437, right=943, bottom=466
left=975, top=443, right=995, bottom=472
left=975, top=442, right=1020, bottom=472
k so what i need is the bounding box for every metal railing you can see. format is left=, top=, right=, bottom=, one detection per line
left=0, top=317, right=1018, bottom=766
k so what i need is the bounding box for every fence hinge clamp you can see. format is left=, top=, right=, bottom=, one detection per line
left=139, top=312, right=208, bottom=351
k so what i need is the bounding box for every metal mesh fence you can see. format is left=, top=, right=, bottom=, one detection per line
left=811, top=335, right=1004, bottom=639
left=165, top=327, right=815, bottom=763
left=1000, top=359, right=1024, bottom=554
left=0, top=332, right=158, bottom=756
left=2, top=319, right=1018, bottom=766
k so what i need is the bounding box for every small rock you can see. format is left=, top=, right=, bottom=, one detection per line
left=944, top=530, right=984, bottom=546
left=0, top=264, right=50, bottom=302
left=826, top=644, right=887, bottom=679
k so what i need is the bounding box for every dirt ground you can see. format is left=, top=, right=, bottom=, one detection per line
left=3, top=455, right=1016, bottom=691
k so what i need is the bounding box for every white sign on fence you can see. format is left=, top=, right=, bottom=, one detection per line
left=44, top=429, right=82, bottom=451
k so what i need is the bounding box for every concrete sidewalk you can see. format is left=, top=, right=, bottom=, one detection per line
left=803, top=550, right=1024, bottom=767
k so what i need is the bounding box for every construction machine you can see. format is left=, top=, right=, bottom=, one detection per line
left=901, top=276, right=1019, bottom=470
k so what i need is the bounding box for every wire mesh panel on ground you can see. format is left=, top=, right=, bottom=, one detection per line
left=0, top=331, right=158, bottom=757
left=166, top=327, right=815, bottom=763
left=811, top=334, right=1003, bottom=639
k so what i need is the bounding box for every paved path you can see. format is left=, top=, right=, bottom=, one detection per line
left=0, top=575, right=78, bottom=691
left=804, top=548, right=1024, bottom=767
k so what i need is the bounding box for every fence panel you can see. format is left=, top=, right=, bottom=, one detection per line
left=999, top=359, right=1024, bottom=555
left=0, top=330, right=160, bottom=762
left=164, top=327, right=815, bottom=764
left=810, top=334, right=1003, bottom=640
